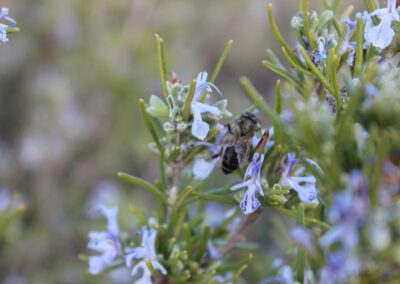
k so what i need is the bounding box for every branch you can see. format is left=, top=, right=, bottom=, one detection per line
left=219, top=208, right=262, bottom=256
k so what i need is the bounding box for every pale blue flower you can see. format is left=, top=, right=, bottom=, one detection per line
left=291, top=226, right=315, bottom=254
left=364, top=0, right=399, bottom=49
left=231, top=152, right=264, bottom=214
left=281, top=153, right=319, bottom=205
left=125, top=228, right=167, bottom=283
left=87, top=205, right=122, bottom=275
left=191, top=124, right=227, bottom=180
left=191, top=72, right=222, bottom=140
left=312, top=38, right=328, bottom=65
left=0, top=8, right=16, bottom=43
left=192, top=157, right=220, bottom=180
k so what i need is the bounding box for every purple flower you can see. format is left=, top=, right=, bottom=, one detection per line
left=319, top=172, right=368, bottom=283
left=125, top=228, right=167, bottom=283
left=320, top=248, right=360, bottom=284
left=280, top=153, right=319, bottom=205
left=231, top=152, right=264, bottom=214
left=191, top=72, right=222, bottom=140
left=0, top=187, right=11, bottom=212
left=87, top=205, right=122, bottom=275
left=364, top=0, right=399, bottom=49
left=340, top=18, right=357, bottom=66
left=290, top=227, right=315, bottom=254
left=0, top=8, right=16, bottom=43
left=312, top=38, right=328, bottom=65
left=320, top=172, right=368, bottom=249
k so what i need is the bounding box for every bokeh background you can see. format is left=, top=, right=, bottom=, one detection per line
left=0, top=1, right=363, bottom=283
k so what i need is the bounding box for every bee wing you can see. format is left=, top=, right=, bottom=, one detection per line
left=235, top=142, right=251, bottom=169
left=219, top=132, right=236, bottom=147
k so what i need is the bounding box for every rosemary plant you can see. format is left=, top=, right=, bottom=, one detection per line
left=85, top=1, right=400, bottom=283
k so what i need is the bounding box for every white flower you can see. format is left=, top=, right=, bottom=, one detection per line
left=231, top=152, right=264, bottom=214
left=87, top=205, right=122, bottom=275
left=281, top=153, right=319, bottom=205
left=125, top=228, right=167, bottom=283
left=364, top=0, right=399, bottom=49
left=191, top=72, right=222, bottom=140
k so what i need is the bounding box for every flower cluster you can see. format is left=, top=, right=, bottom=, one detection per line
left=87, top=205, right=165, bottom=283
left=319, top=172, right=369, bottom=283
left=87, top=205, right=122, bottom=274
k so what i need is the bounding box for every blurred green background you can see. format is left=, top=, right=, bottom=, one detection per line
left=0, top=1, right=362, bottom=283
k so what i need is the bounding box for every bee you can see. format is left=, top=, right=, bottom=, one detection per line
left=218, top=112, right=259, bottom=174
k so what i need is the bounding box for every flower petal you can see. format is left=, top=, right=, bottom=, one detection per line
left=193, top=158, right=219, bottom=180
left=192, top=101, right=221, bottom=116
left=152, top=260, right=167, bottom=275
left=191, top=116, right=210, bottom=140
left=240, top=186, right=261, bottom=214
left=88, top=256, right=106, bottom=275
left=365, top=16, right=395, bottom=49
left=287, top=178, right=318, bottom=204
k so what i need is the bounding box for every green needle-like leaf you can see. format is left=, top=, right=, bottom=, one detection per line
left=183, top=80, right=196, bottom=121
left=118, top=172, right=168, bottom=203
left=210, top=40, right=233, bottom=83
left=240, top=76, right=283, bottom=128
left=262, top=60, right=305, bottom=94
left=268, top=3, right=302, bottom=66
left=295, top=204, right=306, bottom=282
left=354, top=18, right=365, bottom=78
left=298, top=46, right=336, bottom=96
left=155, top=34, right=169, bottom=99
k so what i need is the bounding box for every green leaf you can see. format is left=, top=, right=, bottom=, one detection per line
left=191, top=191, right=237, bottom=205
left=210, top=39, right=233, bottom=83
left=298, top=46, right=336, bottom=96
left=146, top=95, right=169, bottom=118
left=173, top=186, right=193, bottom=210
left=128, top=204, right=147, bottom=225
left=155, top=34, right=169, bottom=99
left=268, top=4, right=302, bottom=66
left=296, top=205, right=307, bottom=282
left=183, top=80, right=196, bottom=121
left=117, top=172, right=168, bottom=203
left=196, top=225, right=211, bottom=261
left=239, top=76, right=284, bottom=131
left=354, top=18, right=365, bottom=78
left=281, top=46, right=312, bottom=76
left=139, top=99, right=164, bottom=155
left=262, top=60, right=305, bottom=94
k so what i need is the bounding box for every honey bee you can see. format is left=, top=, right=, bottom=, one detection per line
left=218, top=112, right=259, bottom=174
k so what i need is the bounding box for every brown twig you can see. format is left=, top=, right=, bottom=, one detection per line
left=219, top=208, right=262, bottom=256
